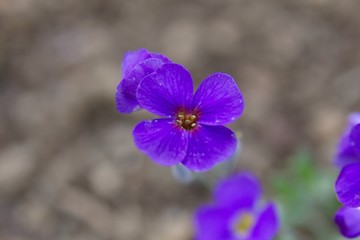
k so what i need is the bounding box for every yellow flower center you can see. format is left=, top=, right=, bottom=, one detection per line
left=176, top=112, right=197, bottom=130
left=233, top=212, right=254, bottom=235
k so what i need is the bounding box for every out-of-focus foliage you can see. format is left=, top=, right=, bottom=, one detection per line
left=272, top=149, right=342, bottom=240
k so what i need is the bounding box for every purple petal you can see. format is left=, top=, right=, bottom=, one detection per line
left=116, top=80, right=140, bottom=113
left=335, top=206, right=360, bottom=238
left=192, top=73, right=244, bottom=125
left=181, top=125, right=237, bottom=172
left=137, top=63, right=194, bottom=117
left=250, top=202, right=279, bottom=240
left=122, top=49, right=151, bottom=79
left=335, top=113, right=360, bottom=168
left=194, top=204, right=235, bottom=240
left=335, top=163, right=360, bottom=208
left=214, top=172, right=262, bottom=209
left=116, top=58, right=164, bottom=113
left=133, top=118, right=188, bottom=166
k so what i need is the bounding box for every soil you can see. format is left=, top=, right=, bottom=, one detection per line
left=1, top=0, right=360, bottom=239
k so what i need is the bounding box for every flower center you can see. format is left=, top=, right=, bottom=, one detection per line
left=176, top=112, right=197, bottom=130
left=232, top=212, right=254, bottom=236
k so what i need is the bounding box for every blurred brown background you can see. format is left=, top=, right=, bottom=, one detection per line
left=1, top=0, right=360, bottom=239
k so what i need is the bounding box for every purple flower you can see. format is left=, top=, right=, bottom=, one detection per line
left=133, top=63, right=244, bottom=171
left=335, top=206, right=360, bottom=238
left=334, top=113, right=360, bottom=238
left=115, top=48, right=171, bottom=113
left=334, top=113, right=360, bottom=208
left=194, top=172, right=279, bottom=240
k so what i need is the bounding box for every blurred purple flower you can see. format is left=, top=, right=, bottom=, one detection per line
left=334, top=112, right=360, bottom=238
left=115, top=48, right=171, bottom=113
left=133, top=63, right=244, bottom=171
left=194, top=172, right=279, bottom=240
left=334, top=113, right=360, bottom=207
left=335, top=206, right=360, bottom=238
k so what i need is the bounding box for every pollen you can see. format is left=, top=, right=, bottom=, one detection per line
left=233, top=212, right=254, bottom=235
left=176, top=112, right=198, bottom=130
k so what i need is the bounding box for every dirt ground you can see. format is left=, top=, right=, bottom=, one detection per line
left=1, top=0, right=360, bottom=239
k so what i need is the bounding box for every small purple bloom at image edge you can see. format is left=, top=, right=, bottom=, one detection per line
left=133, top=63, right=245, bottom=171
left=194, top=172, right=280, bottom=240
left=333, top=112, right=360, bottom=238
left=334, top=112, right=360, bottom=208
